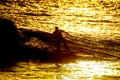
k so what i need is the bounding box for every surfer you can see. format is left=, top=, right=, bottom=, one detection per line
left=52, top=26, right=69, bottom=51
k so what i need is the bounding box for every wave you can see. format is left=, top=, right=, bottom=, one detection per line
left=18, top=28, right=120, bottom=61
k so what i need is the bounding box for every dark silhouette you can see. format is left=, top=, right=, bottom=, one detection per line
left=0, top=18, right=78, bottom=70
left=0, top=18, right=20, bottom=51
left=18, top=28, right=53, bottom=45
left=0, top=18, right=21, bottom=65
left=52, top=26, right=69, bottom=51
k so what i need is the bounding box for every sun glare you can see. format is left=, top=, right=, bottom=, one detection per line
left=62, top=61, right=119, bottom=79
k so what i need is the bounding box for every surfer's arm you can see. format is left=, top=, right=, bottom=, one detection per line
left=61, top=30, right=73, bottom=38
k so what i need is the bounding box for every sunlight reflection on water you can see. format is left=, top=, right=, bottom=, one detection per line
left=0, top=0, right=120, bottom=80
left=0, top=0, right=120, bottom=40
left=0, top=60, right=120, bottom=80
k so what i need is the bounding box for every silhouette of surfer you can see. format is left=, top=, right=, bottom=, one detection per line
left=52, top=26, right=69, bottom=51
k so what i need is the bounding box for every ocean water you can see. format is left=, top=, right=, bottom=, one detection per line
left=0, top=0, right=120, bottom=80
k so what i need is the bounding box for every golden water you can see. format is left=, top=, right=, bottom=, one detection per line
left=0, top=60, right=120, bottom=80
left=0, top=0, right=120, bottom=39
left=0, top=0, right=120, bottom=80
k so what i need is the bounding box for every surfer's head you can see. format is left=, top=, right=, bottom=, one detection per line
left=55, top=26, right=59, bottom=31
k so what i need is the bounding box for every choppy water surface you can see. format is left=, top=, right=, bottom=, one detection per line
left=0, top=0, right=120, bottom=80
left=0, top=60, right=120, bottom=80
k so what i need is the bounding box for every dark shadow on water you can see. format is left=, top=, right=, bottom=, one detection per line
left=98, top=40, right=120, bottom=47
left=18, top=28, right=53, bottom=45
left=0, top=0, right=8, bottom=3
left=18, top=27, right=79, bottom=62
left=0, top=18, right=20, bottom=65
left=0, top=18, right=22, bottom=71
